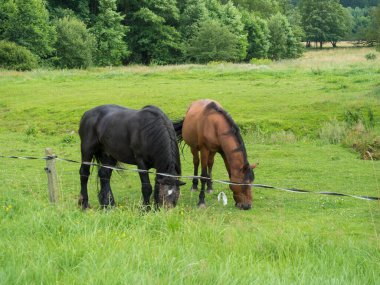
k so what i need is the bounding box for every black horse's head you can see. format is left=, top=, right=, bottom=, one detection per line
left=155, top=176, right=185, bottom=208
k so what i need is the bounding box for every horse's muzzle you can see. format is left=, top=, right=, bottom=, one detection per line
left=236, top=203, right=252, bottom=210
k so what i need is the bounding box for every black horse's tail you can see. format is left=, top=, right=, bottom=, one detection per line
left=172, top=119, right=184, bottom=143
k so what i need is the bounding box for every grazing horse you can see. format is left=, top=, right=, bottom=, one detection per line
left=173, top=99, right=255, bottom=210
left=78, top=104, right=185, bottom=209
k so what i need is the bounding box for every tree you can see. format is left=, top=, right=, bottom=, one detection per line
left=121, top=0, right=183, bottom=64
left=187, top=19, right=242, bottom=63
left=0, top=0, right=56, bottom=59
left=267, top=12, right=302, bottom=60
left=299, top=0, right=351, bottom=48
left=241, top=11, right=270, bottom=60
left=91, top=0, right=129, bottom=66
left=54, top=17, right=95, bottom=68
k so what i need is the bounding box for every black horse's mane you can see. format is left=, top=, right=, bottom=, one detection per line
left=205, top=102, right=253, bottom=181
left=141, top=105, right=181, bottom=176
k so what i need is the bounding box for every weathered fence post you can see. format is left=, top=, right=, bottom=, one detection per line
left=45, top=148, right=59, bottom=203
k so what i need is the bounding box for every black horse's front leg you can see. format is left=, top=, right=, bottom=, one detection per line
left=137, top=160, right=152, bottom=209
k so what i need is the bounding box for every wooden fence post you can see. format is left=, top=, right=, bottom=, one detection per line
left=45, top=148, right=59, bottom=203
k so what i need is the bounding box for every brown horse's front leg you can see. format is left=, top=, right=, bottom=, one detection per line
left=206, top=152, right=215, bottom=193
left=190, top=147, right=200, bottom=191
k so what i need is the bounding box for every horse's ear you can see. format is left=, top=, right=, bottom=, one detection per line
left=178, top=180, right=186, bottom=186
left=250, top=163, right=258, bottom=169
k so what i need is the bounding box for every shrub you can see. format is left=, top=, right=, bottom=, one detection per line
left=343, top=123, right=380, bottom=160
left=54, top=17, right=94, bottom=69
left=187, top=20, right=242, bottom=63
left=0, top=41, right=38, bottom=71
left=365, top=52, right=377, bottom=60
left=270, top=131, right=297, bottom=144
left=319, top=119, right=348, bottom=144
left=250, top=58, right=272, bottom=65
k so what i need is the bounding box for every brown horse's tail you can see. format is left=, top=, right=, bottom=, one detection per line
left=172, top=119, right=184, bottom=143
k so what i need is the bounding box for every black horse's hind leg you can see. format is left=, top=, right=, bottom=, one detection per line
left=97, top=152, right=117, bottom=208
left=79, top=163, right=91, bottom=209
left=206, top=152, right=215, bottom=193
left=79, top=145, right=97, bottom=209
left=191, top=147, right=199, bottom=191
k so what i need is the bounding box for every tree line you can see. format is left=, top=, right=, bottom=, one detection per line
left=0, top=0, right=379, bottom=70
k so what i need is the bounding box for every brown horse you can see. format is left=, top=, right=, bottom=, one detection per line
left=173, top=99, right=255, bottom=210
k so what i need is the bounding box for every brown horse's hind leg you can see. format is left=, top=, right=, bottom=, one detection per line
left=206, top=152, right=215, bottom=193
left=97, top=152, right=117, bottom=208
left=190, top=147, right=200, bottom=191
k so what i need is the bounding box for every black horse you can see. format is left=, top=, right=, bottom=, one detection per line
left=78, top=104, right=184, bottom=209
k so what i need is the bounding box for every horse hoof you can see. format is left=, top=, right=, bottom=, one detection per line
left=198, top=203, right=206, bottom=208
left=190, top=187, right=198, bottom=192
left=206, top=189, right=213, bottom=194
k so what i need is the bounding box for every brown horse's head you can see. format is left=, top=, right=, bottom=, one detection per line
left=230, top=163, right=256, bottom=210
left=155, top=176, right=185, bottom=208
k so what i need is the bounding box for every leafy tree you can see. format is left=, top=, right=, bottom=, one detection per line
left=0, top=0, right=56, bottom=59
left=299, top=0, right=351, bottom=48
left=187, top=19, right=242, bottom=63
left=227, top=0, right=280, bottom=18
left=220, top=1, right=248, bottom=61
left=267, top=12, right=302, bottom=60
left=120, top=0, right=183, bottom=65
left=179, top=0, right=209, bottom=43
left=46, top=0, right=91, bottom=22
left=54, top=17, right=95, bottom=68
left=241, top=11, right=270, bottom=60
left=91, top=0, right=129, bottom=66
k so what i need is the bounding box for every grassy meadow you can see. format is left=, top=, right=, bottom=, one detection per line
left=0, top=48, right=379, bottom=284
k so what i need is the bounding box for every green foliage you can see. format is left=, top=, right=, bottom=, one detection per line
left=346, top=7, right=372, bottom=41
left=46, top=0, right=91, bottom=22
left=0, top=0, right=56, bottom=59
left=242, top=11, right=270, bottom=60
left=0, top=41, right=38, bottom=71
left=267, top=12, right=302, bottom=60
left=125, top=0, right=183, bottom=64
left=229, top=0, right=281, bottom=18
left=54, top=17, right=94, bottom=69
left=366, top=3, right=380, bottom=49
left=187, top=19, right=242, bottom=63
left=91, top=0, right=129, bottom=66
left=179, top=0, right=209, bottom=44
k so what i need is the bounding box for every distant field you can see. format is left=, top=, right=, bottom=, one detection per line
left=0, top=48, right=379, bottom=284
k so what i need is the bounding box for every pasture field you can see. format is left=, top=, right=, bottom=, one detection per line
left=0, top=48, right=380, bottom=284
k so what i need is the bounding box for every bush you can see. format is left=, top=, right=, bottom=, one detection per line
left=0, top=41, right=38, bottom=71
left=365, top=52, right=377, bottom=60
left=54, top=17, right=94, bottom=69
left=319, top=119, right=348, bottom=144
left=343, top=123, right=380, bottom=160
left=187, top=20, right=242, bottom=63
left=270, top=131, right=297, bottom=144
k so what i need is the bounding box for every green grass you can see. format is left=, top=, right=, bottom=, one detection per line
left=0, top=48, right=379, bottom=284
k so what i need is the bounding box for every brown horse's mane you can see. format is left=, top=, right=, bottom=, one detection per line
left=204, top=102, right=254, bottom=180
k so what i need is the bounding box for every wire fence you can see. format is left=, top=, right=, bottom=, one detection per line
left=0, top=153, right=379, bottom=203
